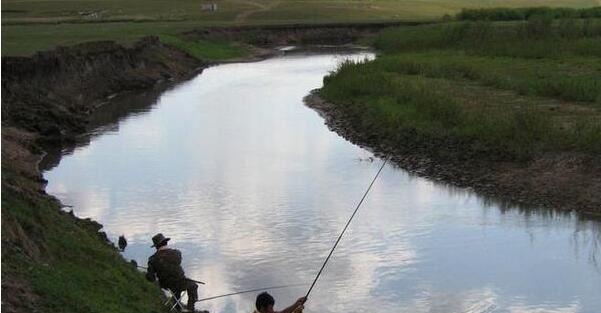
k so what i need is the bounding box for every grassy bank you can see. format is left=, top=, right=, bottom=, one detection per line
left=2, top=163, right=166, bottom=313
left=2, top=0, right=599, bottom=56
left=320, top=17, right=601, bottom=161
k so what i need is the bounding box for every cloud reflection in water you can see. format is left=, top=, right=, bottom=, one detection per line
left=45, top=53, right=601, bottom=313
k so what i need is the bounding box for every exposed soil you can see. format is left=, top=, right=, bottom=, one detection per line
left=305, top=92, right=601, bottom=216
left=2, top=36, right=203, bottom=147
left=1, top=36, right=204, bottom=313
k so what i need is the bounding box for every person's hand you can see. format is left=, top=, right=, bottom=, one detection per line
left=295, top=297, right=307, bottom=305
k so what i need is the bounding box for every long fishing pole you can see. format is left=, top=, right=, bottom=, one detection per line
left=196, top=283, right=306, bottom=302
left=304, top=156, right=389, bottom=299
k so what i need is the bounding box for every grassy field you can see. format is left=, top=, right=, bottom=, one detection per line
left=2, top=0, right=600, bottom=55
left=320, top=16, right=601, bottom=160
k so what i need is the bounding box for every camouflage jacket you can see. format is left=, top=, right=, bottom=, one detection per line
left=146, top=248, right=187, bottom=291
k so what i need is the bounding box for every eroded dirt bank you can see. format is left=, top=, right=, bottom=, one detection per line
left=305, top=93, right=601, bottom=215
left=1, top=36, right=204, bottom=313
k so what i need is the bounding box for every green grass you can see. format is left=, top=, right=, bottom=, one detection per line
left=456, top=6, right=601, bottom=21
left=374, top=18, right=601, bottom=57
left=2, top=164, right=166, bottom=313
left=159, top=35, right=250, bottom=61
left=320, top=16, right=601, bottom=160
left=2, top=0, right=599, bottom=55
left=371, top=52, right=601, bottom=104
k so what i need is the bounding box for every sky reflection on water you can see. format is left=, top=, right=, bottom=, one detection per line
left=45, top=53, right=601, bottom=313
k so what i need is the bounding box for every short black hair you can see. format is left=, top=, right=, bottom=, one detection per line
left=256, top=292, right=275, bottom=311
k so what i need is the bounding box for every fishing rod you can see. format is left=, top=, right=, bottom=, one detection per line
left=135, top=264, right=206, bottom=285
left=196, top=283, right=306, bottom=302
left=304, top=156, right=389, bottom=299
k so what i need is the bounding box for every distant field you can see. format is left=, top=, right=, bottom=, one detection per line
left=2, top=0, right=599, bottom=55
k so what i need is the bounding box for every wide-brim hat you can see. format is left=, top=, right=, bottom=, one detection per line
left=151, top=233, right=170, bottom=247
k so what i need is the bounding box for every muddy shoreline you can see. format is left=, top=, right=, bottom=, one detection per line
left=304, top=92, right=601, bottom=216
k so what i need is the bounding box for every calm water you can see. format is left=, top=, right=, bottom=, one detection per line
left=45, top=52, right=601, bottom=313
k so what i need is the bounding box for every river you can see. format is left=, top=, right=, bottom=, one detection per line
left=44, top=51, right=601, bottom=313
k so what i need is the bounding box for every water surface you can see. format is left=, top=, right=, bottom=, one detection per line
left=45, top=52, right=601, bottom=313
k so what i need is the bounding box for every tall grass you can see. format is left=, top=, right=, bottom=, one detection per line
left=374, top=18, right=601, bottom=58
left=456, top=7, right=601, bottom=21
left=320, top=58, right=601, bottom=160
left=372, top=53, right=601, bottom=104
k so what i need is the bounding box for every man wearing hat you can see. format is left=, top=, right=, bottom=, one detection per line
left=146, top=233, right=199, bottom=312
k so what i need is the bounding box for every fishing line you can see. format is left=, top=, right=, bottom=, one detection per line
left=304, top=156, right=389, bottom=299
left=130, top=155, right=389, bottom=305
left=196, top=284, right=306, bottom=302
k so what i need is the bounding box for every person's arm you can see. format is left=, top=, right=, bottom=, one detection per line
left=145, top=257, right=157, bottom=282
left=276, top=297, right=306, bottom=313
left=174, top=249, right=182, bottom=265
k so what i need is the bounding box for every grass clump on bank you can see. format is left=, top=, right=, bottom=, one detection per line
left=320, top=13, right=601, bottom=160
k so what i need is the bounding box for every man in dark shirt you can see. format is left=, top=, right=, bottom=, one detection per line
left=146, top=233, right=199, bottom=312
left=254, top=292, right=306, bottom=313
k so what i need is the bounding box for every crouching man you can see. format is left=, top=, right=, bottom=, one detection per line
left=146, top=233, right=202, bottom=312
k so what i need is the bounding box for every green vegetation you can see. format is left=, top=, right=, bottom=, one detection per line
left=160, top=35, right=250, bottom=61
left=374, top=18, right=601, bottom=58
left=2, top=164, right=166, bottom=313
left=320, top=16, right=601, bottom=160
left=457, top=6, right=601, bottom=21
left=2, top=0, right=599, bottom=55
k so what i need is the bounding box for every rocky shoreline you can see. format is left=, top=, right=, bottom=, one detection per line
left=305, top=92, right=601, bottom=216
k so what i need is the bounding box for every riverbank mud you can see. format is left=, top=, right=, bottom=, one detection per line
left=305, top=92, right=601, bottom=215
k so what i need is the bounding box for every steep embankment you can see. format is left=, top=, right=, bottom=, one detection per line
left=1, top=36, right=203, bottom=313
